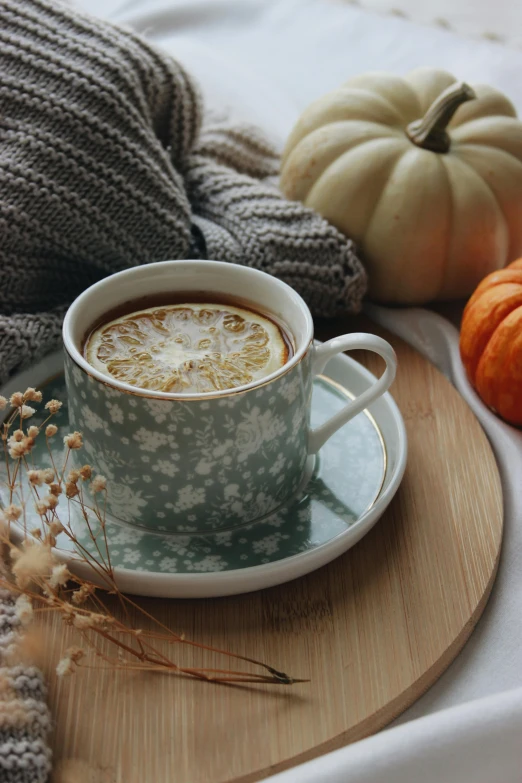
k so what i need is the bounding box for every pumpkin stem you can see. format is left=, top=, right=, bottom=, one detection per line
left=406, top=82, right=476, bottom=153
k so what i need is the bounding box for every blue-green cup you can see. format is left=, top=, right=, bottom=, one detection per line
left=63, top=261, right=396, bottom=533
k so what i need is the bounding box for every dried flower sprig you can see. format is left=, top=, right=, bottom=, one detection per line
left=0, top=388, right=304, bottom=687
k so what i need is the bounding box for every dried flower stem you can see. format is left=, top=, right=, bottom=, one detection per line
left=45, top=436, right=59, bottom=481
left=0, top=388, right=304, bottom=687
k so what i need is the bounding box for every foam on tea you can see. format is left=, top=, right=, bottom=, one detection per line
left=85, top=303, right=290, bottom=393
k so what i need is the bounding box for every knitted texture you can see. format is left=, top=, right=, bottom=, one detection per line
left=0, top=589, right=52, bottom=783
left=0, top=0, right=367, bottom=384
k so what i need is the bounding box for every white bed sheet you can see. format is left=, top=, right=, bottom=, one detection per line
left=72, top=1, right=522, bottom=779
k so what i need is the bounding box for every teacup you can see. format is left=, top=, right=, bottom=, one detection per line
left=62, top=260, right=396, bottom=533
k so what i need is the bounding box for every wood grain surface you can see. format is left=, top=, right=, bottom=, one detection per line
left=42, top=316, right=503, bottom=783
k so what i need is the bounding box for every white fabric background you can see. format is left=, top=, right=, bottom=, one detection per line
left=268, top=686, right=522, bottom=783
left=73, top=0, right=522, bottom=779
left=349, top=0, right=522, bottom=51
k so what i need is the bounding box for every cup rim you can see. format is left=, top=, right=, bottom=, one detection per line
left=63, top=260, right=314, bottom=400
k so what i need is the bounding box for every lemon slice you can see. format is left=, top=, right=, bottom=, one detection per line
left=85, top=303, right=289, bottom=393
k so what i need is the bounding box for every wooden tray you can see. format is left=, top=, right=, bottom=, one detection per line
left=42, top=317, right=503, bottom=783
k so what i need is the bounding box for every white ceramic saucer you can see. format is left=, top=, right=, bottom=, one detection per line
left=1, top=348, right=407, bottom=598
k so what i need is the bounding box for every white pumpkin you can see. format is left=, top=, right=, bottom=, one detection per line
left=280, top=68, right=522, bottom=304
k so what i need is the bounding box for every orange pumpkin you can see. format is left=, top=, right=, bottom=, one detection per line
left=460, top=258, right=522, bottom=426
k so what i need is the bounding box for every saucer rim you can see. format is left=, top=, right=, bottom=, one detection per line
left=2, top=347, right=407, bottom=598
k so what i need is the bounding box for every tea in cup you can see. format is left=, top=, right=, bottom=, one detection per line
left=63, top=260, right=396, bottom=533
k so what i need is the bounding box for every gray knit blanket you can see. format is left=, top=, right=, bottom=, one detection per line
left=0, top=0, right=367, bottom=778
left=0, top=590, right=51, bottom=783
left=0, top=0, right=367, bottom=386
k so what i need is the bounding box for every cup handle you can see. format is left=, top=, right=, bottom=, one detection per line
left=308, top=333, right=397, bottom=454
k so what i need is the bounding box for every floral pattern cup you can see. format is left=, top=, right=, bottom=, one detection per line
left=63, top=261, right=397, bottom=533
